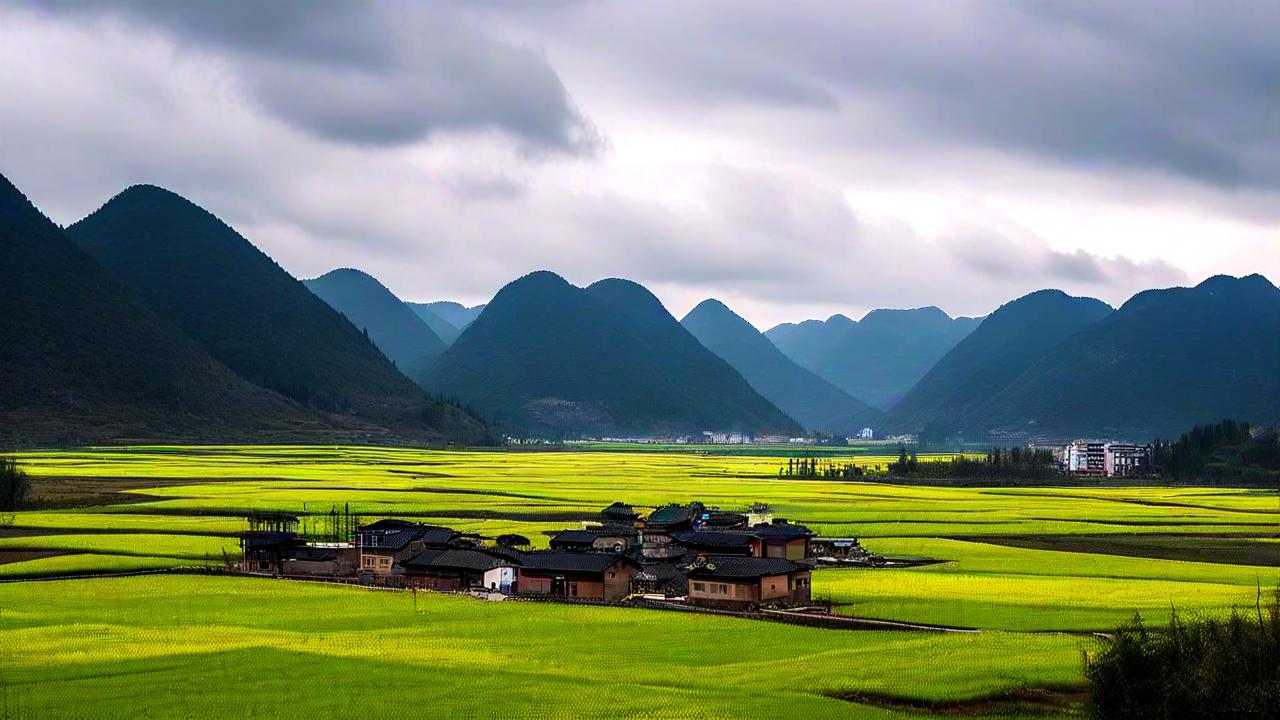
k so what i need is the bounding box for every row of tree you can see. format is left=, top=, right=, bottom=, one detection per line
left=888, top=446, right=1060, bottom=480
left=1154, top=419, right=1280, bottom=486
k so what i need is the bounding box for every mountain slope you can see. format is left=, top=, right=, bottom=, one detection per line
left=682, top=300, right=882, bottom=434
left=0, top=172, right=330, bottom=445
left=809, top=308, right=981, bottom=410
left=981, top=275, right=1280, bottom=439
left=765, top=315, right=857, bottom=371
left=405, top=303, right=464, bottom=345
left=304, top=269, right=447, bottom=383
left=414, top=301, right=486, bottom=330
left=892, top=290, right=1113, bottom=431
left=67, top=185, right=482, bottom=442
left=423, top=272, right=800, bottom=437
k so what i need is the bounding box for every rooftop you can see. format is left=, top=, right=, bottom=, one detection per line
left=686, top=556, right=803, bottom=579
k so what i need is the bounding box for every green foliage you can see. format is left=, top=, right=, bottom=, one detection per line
left=889, top=446, right=1059, bottom=480
left=0, top=456, right=29, bottom=510
left=1154, top=419, right=1280, bottom=485
left=1085, top=592, right=1280, bottom=718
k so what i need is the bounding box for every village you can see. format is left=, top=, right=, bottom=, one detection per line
left=240, top=501, right=883, bottom=610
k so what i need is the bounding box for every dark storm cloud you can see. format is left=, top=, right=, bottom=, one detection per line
left=16, top=0, right=599, bottom=153
left=506, top=0, right=1280, bottom=188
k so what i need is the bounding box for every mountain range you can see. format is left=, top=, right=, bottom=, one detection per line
left=956, top=275, right=1280, bottom=439
left=891, top=290, right=1114, bottom=433
left=424, top=272, right=801, bottom=437
left=681, top=300, right=881, bottom=435
left=64, top=183, right=483, bottom=443
left=4, top=168, right=1278, bottom=445
left=407, top=301, right=486, bottom=341
left=768, top=307, right=981, bottom=410
left=304, top=268, right=447, bottom=385
left=0, top=174, right=330, bottom=444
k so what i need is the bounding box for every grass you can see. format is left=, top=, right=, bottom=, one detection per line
left=815, top=538, right=1278, bottom=631
left=2, top=444, right=1277, bottom=716
left=0, top=575, right=1089, bottom=719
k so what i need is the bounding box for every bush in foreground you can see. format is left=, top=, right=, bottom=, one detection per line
left=0, top=456, right=28, bottom=510
left=1085, top=591, right=1280, bottom=718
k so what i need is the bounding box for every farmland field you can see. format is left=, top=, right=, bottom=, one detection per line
left=2, top=445, right=1278, bottom=718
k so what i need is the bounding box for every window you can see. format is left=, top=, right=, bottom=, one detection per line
left=717, top=584, right=729, bottom=595
left=692, top=582, right=705, bottom=592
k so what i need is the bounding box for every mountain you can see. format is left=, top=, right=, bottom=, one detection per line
left=67, top=185, right=483, bottom=443
left=0, top=172, right=333, bottom=445
left=891, top=290, right=1113, bottom=431
left=405, top=303, right=464, bottom=345
left=304, top=269, right=447, bottom=383
left=413, top=301, right=486, bottom=330
left=681, top=300, right=882, bottom=435
left=765, top=314, right=857, bottom=371
left=423, top=272, right=801, bottom=437
left=806, top=308, right=981, bottom=410
left=979, top=275, right=1280, bottom=439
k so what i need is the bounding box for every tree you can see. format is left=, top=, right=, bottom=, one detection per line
left=0, top=457, right=29, bottom=511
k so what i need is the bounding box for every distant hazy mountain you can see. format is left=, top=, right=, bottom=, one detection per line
left=304, top=268, right=447, bottom=383
left=0, top=172, right=327, bottom=445
left=424, top=271, right=801, bottom=437
left=68, top=185, right=483, bottom=443
left=777, top=308, right=980, bottom=410
left=892, top=290, right=1113, bottom=431
left=414, top=301, right=486, bottom=329
left=979, top=275, right=1280, bottom=439
left=682, top=299, right=882, bottom=434
left=765, top=314, right=857, bottom=371
left=405, top=303, right=463, bottom=345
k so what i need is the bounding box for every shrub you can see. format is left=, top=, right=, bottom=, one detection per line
left=1085, top=590, right=1280, bottom=718
left=0, top=456, right=29, bottom=511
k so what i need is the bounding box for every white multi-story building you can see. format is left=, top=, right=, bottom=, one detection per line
left=1064, top=440, right=1152, bottom=477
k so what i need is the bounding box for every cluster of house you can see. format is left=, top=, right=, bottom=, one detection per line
left=240, top=502, right=821, bottom=610
left=1056, top=440, right=1153, bottom=477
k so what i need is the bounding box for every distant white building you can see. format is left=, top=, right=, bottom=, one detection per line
left=859, top=427, right=874, bottom=440
left=1064, top=440, right=1152, bottom=477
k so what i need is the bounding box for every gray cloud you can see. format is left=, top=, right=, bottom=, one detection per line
left=0, top=2, right=1269, bottom=330
left=17, top=0, right=598, bottom=153
left=495, top=0, right=1280, bottom=189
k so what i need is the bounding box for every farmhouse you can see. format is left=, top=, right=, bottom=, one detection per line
left=355, top=519, right=461, bottom=584
left=239, top=499, right=818, bottom=610
left=516, top=552, right=640, bottom=601
left=685, top=556, right=812, bottom=609
left=403, top=547, right=520, bottom=593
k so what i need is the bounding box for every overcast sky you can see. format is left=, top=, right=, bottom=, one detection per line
left=2, top=1, right=1276, bottom=328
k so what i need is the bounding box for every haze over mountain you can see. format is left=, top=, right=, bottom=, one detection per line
left=973, top=275, right=1280, bottom=439
left=67, top=185, right=483, bottom=443
left=891, top=290, right=1114, bottom=432
left=304, top=268, right=447, bottom=384
left=681, top=300, right=881, bottom=435
left=411, top=301, right=486, bottom=331
left=424, top=271, right=800, bottom=437
left=0, top=172, right=331, bottom=445
left=765, top=315, right=858, bottom=372
left=769, top=308, right=980, bottom=410
left=405, top=303, right=464, bottom=346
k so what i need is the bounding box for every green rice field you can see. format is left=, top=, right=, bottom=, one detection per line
left=1, top=445, right=1277, bottom=717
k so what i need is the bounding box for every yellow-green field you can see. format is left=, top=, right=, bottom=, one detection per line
left=1, top=445, right=1277, bottom=718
